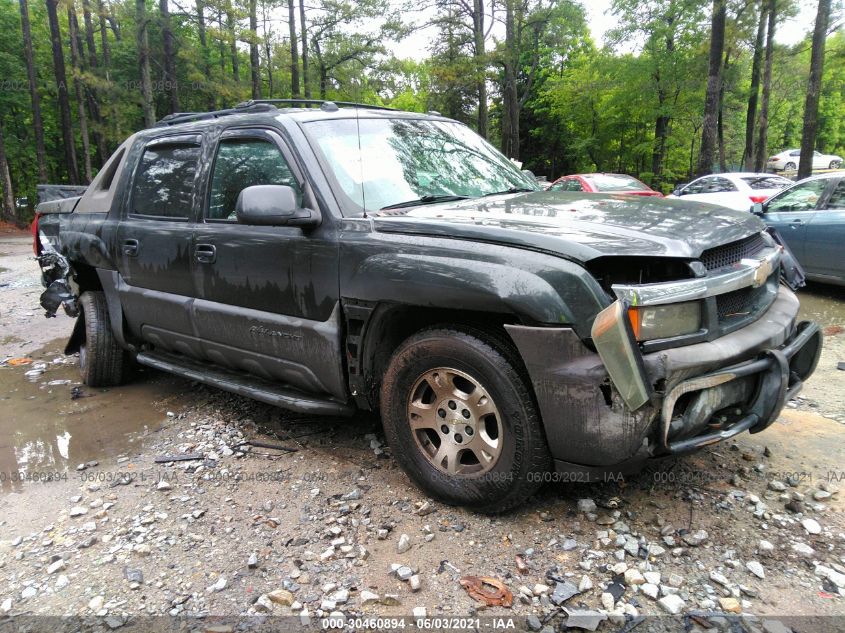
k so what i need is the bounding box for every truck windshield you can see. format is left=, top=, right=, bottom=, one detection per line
left=303, top=117, right=539, bottom=213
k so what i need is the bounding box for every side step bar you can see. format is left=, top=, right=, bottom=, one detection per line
left=135, top=350, right=355, bottom=417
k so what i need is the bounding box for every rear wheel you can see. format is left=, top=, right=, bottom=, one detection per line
left=380, top=327, right=551, bottom=513
left=785, top=161, right=797, bottom=171
left=78, top=291, right=130, bottom=387
left=830, top=160, right=841, bottom=169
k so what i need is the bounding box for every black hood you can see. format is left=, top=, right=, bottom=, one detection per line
left=372, top=191, right=764, bottom=262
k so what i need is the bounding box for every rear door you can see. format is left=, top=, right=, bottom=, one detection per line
left=116, top=134, right=203, bottom=357
left=761, top=178, right=828, bottom=264
left=803, top=177, right=845, bottom=280
left=191, top=127, right=346, bottom=399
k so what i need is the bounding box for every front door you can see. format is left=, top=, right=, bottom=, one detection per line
left=803, top=177, right=845, bottom=280
left=191, top=128, right=345, bottom=399
left=762, top=178, right=828, bottom=264
left=116, top=135, right=203, bottom=358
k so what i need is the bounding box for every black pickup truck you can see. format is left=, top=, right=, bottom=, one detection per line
left=34, top=100, right=822, bottom=512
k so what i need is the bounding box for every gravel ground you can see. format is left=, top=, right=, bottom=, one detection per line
left=1, top=232, right=845, bottom=633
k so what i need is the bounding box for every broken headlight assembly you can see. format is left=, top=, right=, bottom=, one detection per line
left=627, top=301, right=702, bottom=342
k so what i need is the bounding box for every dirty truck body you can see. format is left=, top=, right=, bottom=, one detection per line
left=35, top=102, right=822, bottom=512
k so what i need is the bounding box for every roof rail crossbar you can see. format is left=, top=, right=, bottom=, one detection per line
left=238, top=99, right=396, bottom=112
left=152, top=102, right=278, bottom=127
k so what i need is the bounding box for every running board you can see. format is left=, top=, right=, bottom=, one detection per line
left=135, top=350, right=355, bottom=416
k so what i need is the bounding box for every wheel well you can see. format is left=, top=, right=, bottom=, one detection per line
left=351, top=304, right=522, bottom=410
left=71, top=262, right=103, bottom=294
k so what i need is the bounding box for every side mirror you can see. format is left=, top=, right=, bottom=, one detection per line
left=235, top=184, right=320, bottom=228
left=750, top=202, right=764, bottom=216
left=672, top=188, right=682, bottom=196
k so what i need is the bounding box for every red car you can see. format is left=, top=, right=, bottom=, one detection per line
left=547, top=173, right=663, bottom=197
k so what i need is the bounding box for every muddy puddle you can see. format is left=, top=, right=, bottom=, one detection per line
left=797, top=282, right=845, bottom=328
left=0, top=340, right=188, bottom=494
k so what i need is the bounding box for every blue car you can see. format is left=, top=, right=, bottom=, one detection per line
left=757, top=172, right=845, bottom=286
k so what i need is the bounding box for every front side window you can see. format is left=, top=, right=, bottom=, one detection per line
left=207, top=138, right=301, bottom=221
left=824, top=180, right=845, bottom=210
left=304, top=118, right=538, bottom=213
left=683, top=179, right=708, bottom=195
left=767, top=179, right=828, bottom=213
left=132, top=144, right=200, bottom=218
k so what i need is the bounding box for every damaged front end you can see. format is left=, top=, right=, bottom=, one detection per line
left=37, top=251, right=79, bottom=319
left=505, top=231, right=822, bottom=478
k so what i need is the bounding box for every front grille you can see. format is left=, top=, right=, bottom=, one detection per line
left=716, top=284, right=768, bottom=320
left=700, top=233, right=767, bottom=271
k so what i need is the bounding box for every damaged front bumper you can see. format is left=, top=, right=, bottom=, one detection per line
left=505, top=286, right=822, bottom=477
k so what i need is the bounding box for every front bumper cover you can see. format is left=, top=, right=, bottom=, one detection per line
left=505, top=286, right=822, bottom=474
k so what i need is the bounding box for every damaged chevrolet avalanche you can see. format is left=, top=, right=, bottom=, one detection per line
left=33, top=100, right=822, bottom=513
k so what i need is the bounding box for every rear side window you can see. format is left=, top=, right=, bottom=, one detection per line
left=131, top=144, right=201, bottom=218
left=207, top=138, right=301, bottom=221
left=741, top=176, right=791, bottom=190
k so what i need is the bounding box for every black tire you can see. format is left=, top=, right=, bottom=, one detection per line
left=380, top=326, right=551, bottom=513
left=78, top=291, right=130, bottom=387
left=785, top=161, right=797, bottom=171
left=830, top=160, right=841, bottom=170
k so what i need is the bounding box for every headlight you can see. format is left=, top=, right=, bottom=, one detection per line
left=627, top=301, right=701, bottom=341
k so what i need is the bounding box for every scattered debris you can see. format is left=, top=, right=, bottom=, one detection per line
left=459, top=576, right=513, bottom=608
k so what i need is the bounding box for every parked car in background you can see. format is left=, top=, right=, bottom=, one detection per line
left=667, top=173, right=792, bottom=211
left=767, top=149, right=843, bottom=172
left=547, top=173, right=662, bottom=197
left=754, top=172, right=845, bottom=286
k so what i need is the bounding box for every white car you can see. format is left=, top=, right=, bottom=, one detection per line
left=666, top=172, right=793, bottom=211
left=767, top=149, right=842, bottom=172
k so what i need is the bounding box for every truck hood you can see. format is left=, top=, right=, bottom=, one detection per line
left=371, top=191, right=764, bottom=262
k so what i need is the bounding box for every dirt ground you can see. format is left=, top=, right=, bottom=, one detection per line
left=1, top=231, right=845, bottom=632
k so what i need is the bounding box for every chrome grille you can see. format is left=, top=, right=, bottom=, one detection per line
left=700, top=233, right=767, bottom=272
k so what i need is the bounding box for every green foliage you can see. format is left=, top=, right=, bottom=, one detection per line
left=0, top=0, right=841, bottom=207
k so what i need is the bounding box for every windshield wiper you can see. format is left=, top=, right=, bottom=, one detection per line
left=380, top=195, right=471, bottom=211
left=482, top=187, right=535, bottom=197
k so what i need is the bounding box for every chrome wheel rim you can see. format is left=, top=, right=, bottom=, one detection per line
left=407, top=367, right=503, bottom=476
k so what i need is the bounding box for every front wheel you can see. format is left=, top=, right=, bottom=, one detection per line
left=380, top=327, right=551, bottom=513
left=78, top=291, right=131, bottom=387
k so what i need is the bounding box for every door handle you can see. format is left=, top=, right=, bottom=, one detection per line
left=195, top=243, right=217, bottom=264
left=122, top=238, right=139, bottom=257
left=789, top=219, right=803, bottom=228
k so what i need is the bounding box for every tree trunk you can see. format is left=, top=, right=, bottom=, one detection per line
left=79, top=0, right=107, bottom=166
left=82, top=0, right=98, bottom=67
left=300, top=0, right=309, bottom=98
left=695, top=0, right=725, bottom=177
left=68, top=5, right=93, bottom=182
left=473, top=0, right=487, bottom=138
left=46, top=0, right=80, bottom=184
left=248, top=0, right=260, bottom=98
left=717, top=48, right=730, bottom=172
left=798, top=0, right=831, bottom=179
left=228, top=9, right=240, bottom=83
left=0, top=122, right=15, bottom=222
left=754, top=0, right=776, bottom=172
left=313, top=38, right=326, bottom=99
left=97, top=0, right=112, bottom=79
left=743, top=0, right=767, bottom=169
left=136, top=0, right=156, bottom=127
left=19, top=0, right=48, bottom=183
left=288, top=0, right=300, bottom=97
left=196, top=0, right=215, bottom=109
left=160, top=0, right=180, bottom=113
left=501, top=0, right=518, bottom=158
left=262, top=4, right=273, bottom=97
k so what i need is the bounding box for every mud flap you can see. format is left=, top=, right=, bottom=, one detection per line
left=765, top=227, right=806, bottom=291
left=37, top=252, right=79, bottom=318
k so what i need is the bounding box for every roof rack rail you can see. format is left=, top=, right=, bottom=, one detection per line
left=237, top=99, right=396, bottom=112
left=152, top=102, right=278, bottom=127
